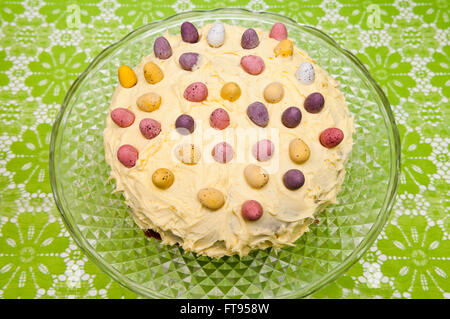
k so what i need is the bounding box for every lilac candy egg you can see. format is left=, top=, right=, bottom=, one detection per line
left=117, top=144, right=138, bottom=168
left=180, top=22, right=199, bottom=43
left=252, top=139, right=274, bottom=162
left=139, top=118, right=161, bottom=139
left=283, top=169, right=305, bottom=190
left=179, top=52, right=200, bottom=71
left=247, top=102, right=269, bottom=127
left=281, top=107, right=302, bottom=128
left=153, top=36, right=172, bottom=60
left=110, top=108, right=135, bottom=128
left=304, top=92, right=325, bottom=113
left=241, top=200, right=263, bottom=221
left=175, top=114, right=195, bottom=135
left=241, top=28, right=259, bottom=49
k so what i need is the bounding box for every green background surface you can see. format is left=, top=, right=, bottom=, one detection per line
left=0, top=0, right=448, bottom=299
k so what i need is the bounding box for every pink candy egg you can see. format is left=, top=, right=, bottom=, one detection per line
left=210, top=108, right=230, bottom=130
left=240, top=55, right=265, bottom=75
left=110, top=108, right=135, bottom=128
left=139, top=118, right=161, bottom=140
left=241, top=200, right=263, bottom=221
left=183, top=82, right=208, bottom=102
left=117, top=144, right=138, bottom=168
left=252, top=139, right=274, bottom=162
left=320, top=128, right=344, bottom=148
left=269, top=22, right=288, bottom=41
left=212, top=142, right=234, bottom=163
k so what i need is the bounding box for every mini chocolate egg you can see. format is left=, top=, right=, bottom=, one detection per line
left=111, top=108, right=135, bottom=128
left=183, top=82, right=208, bottom=102
left=240, top=55, right=265, bottom=75
left=153, top=36, right=172, bottom=60
left=281, top=107, right=302, bottom=128
left=139, top=118, right=161, bottom=139
left=269, top=22, right=288, bottom=40
left=198, top=188, right=225, bottom=210
left=241, top=200, right=263, bottom=221
left=320, top=128, right=344, bottom=148
left=152, top=168, right=174, bottom=189
left=212, top=142, right=234, bottom=163
left=241, top=28, right=259, bottom=49
left=263, top=82, right=284, bottom=103
left=175, top=114, right=195, bottom=135
left=181, top=21, right=199, bottom=43
left=283, top=169, right=305, bottom=190
left=304, top=92, right=325, bottom=113
left=207, top=21, right=225, bottom=47
left=179, top=52, right=200, bottom=71
left=210, top=108, right=230, bottom=130
left=296, top=62, right=315, bottom=85
left=117, top=144, right=138, bottom=168
left=247, top=102, right=269, bottom=127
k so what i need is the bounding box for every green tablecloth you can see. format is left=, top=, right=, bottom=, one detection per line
left=0, top=0, right=448, bottom=299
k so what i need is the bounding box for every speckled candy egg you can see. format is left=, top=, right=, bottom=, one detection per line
left=210, top=108, right=230, bottom=130
left=110, top=108, right=135, bottom=128
left=241, top=200, right=263, bottom=221
left=296, top=62, right=315, bottom=85
left=183, top=82, right=208, bottom=102
left=320, top=128, right=344, bottom=148
left=139, top=118, right=161, bottom=139
left=117, top=145, right=138, bottom=168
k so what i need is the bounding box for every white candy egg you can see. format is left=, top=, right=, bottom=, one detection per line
left=207, top=21, right=225, bottom=48
left=295, top=62, right=315, bottom=85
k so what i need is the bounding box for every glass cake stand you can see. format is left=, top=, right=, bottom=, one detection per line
left=50, top=8, right=400, bottom=298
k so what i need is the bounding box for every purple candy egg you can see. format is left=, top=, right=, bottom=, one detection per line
left=304, top=92, right=325, bottom=113
left=281, top=107, right=302, bottom=128
left=247, top=102, right=269, bottom=127
left=179, top=52, right=200, bottom=71
left=175, top=114, right=195, bottom=135
left=283, top=169, right=305, bottom=190
left=154, top=36, right=172, bottom=60
left=180, top=22, right=199, bottom=43
left=241, top=28, right=260, bottom=49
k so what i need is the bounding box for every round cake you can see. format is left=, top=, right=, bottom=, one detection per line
left=103, top=21, right=354, bottom=258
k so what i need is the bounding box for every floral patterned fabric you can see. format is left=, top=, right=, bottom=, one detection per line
left=0, top=0, right=448, bottom=299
